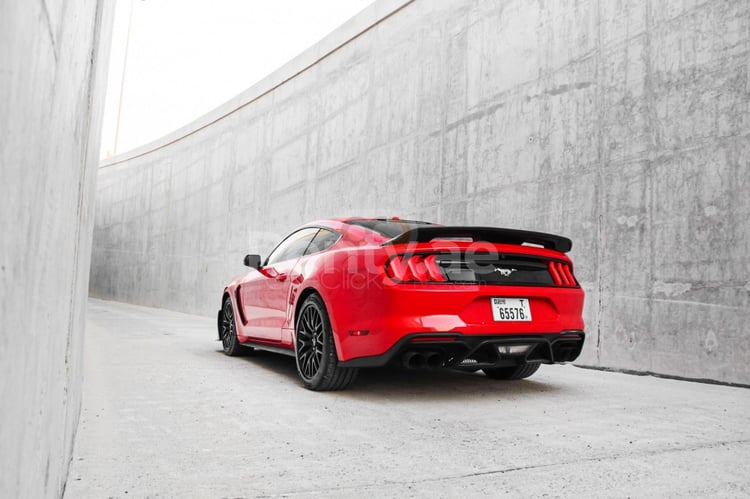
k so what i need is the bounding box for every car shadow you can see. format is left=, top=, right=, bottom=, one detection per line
left=218, top=347, right=565, bottom=400
left=346, top=367, right=564, bottom=401
left=234, top=349, right=299, bottom=379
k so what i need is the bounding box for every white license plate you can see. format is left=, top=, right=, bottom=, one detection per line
left=491, top=297, right=532, bottom=322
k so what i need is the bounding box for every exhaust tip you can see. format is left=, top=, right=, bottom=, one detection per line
left=425, top=352, right=443, bottom=368
left=402, top=351, right=427, bottom=369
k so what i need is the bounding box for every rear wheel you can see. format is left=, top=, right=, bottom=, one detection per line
left=483, top=362, right=541, bottom=380
left=219, top=297, right=251, bottom=356
left=295, top=294, right=358, bottom=391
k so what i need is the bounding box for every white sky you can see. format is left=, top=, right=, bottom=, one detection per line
left=100, top=0, right=375, bottom=158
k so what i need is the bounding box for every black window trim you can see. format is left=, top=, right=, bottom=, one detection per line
left=263, top=226, right=342, bottom=266
left=263, top=227, right=319, bottom=267
left=304, top=227, right=342, bottom=256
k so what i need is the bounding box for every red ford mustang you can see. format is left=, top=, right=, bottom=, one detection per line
left=218, top=218, right=585, bottom=390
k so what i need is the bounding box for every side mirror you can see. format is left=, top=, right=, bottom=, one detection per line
left=243, top=254, right=262, bottom=269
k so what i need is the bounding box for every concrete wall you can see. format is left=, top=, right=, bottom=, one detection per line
left=0, top=1, right=113, bottom=497
left=91, top=0, right=750, bottom=385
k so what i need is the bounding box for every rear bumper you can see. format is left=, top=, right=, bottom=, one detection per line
left=338, top=330, right=585, bottom=368
left=327, top=283, right=585, bottom=362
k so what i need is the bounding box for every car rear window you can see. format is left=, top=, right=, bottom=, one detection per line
left=345, top=219, right=433, bottom=239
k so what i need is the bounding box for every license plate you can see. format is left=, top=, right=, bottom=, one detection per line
left=491, top=297, right=532, bottom=322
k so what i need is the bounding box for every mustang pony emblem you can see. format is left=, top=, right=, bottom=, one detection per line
left=494, top=267, right=518, bottom=277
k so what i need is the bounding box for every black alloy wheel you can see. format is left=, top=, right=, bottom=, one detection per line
left=296, top=302, right=324, bottom=379
left=295, top=294, right=358, bottom=391
left=220, top=297, right=250, bottom=356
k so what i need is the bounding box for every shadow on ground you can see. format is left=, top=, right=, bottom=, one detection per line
left=216, top=347, right=565, bottom=401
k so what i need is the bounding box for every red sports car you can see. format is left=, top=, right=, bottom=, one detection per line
left=218, top=218, right=585, bottom=390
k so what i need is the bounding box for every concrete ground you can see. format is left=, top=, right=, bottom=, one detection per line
left=66, top=299, right=750, bottom=498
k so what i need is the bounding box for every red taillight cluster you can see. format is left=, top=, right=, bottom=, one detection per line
left=384, top=254, right=447, bottom=283
left=548, top=261, right=577, bottom=287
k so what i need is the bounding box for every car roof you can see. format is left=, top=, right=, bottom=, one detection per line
left=302, top=217, right=435, bottom=243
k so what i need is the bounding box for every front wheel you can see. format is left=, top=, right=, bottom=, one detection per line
left=295, top=294, right=358, bottom=391
left=483, top=362, right=541, bottom=380
left=219, top=297, right=251, bottom=356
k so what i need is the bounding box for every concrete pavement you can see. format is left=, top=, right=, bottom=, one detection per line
left=66, top=299, right=750, bottom=498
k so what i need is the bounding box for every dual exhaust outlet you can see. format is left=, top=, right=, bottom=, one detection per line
left=402, top=351, right=444, bottom=369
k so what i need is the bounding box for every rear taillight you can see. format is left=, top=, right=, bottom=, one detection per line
left=548, top=261, right=577, bottom=287
left=385, top=254, right=447, bottom=283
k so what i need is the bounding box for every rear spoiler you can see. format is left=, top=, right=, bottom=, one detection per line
left=383, top=226, right=572, bottom=253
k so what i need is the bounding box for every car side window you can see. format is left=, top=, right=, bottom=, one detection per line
left=265, top=228, right=319, bottom=266
left=305, top=228, right=341, bottom=256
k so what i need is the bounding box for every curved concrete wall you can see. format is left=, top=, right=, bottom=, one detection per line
left=1, top=1, right=113, bottom=497
left=91, top=0, right=750, bottom=385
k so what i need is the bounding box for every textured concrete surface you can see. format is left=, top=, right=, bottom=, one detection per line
left=66, top=299, right=750, bottom=498
left=90, top=0, right=750, bottom=384
left=0, top=1, right=114, bottom=497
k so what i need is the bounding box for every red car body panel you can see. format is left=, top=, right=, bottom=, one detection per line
left=223, top=218, right=585, bottom=366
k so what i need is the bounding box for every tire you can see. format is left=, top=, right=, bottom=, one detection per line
left=295, top=294, right=358, bottom=391
left=219, top=297, right=251, bottom=356
left=483, top=362, right=541, bottom=380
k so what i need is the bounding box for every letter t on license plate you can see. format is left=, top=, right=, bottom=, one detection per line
left=491, top=297, right=532, bottom=322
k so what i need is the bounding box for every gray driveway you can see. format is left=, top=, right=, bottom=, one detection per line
left=65, top=299, right=750, bottom=498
